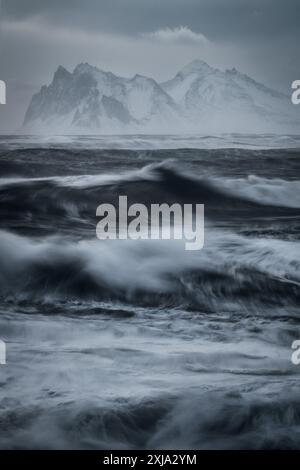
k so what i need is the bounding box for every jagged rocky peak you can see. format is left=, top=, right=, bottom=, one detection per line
left=226, top=67, right=238, bottom=74
left=179, top=59, right=214, bottom=76
left=73, top=63, right=119, bottom=82
left=131, top=73, right=152, bottom=83
left=73, top=62, right=100, bottom=76
left=53, top=65, right=72, bottom=81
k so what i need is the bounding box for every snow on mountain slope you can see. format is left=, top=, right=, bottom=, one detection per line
left=161, top=60, right=215, bottom=104
left=23, top=63, right=180, bottom=134
left=22, top=60, right=300, bottom=134
left=161, top=60, right=299, bottom=133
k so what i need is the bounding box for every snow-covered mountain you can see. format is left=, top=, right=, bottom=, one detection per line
left=23, top=63, right=179, bottom=134
left=22, top=60, right=299, bottom=134
left=161, top=60, right=299, bottom=133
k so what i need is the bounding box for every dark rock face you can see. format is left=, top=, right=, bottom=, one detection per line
left=101, top=95, right=133, bottom=124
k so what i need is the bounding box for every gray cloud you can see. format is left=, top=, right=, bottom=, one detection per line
left=142, top=27, right=209, bottom=45
left=2, top=0, right=300, bottom=40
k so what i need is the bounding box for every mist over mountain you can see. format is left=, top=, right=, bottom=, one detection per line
left=23, top=60, right=299, bottom=134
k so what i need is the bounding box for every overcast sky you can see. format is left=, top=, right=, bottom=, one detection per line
left=1, top=0, right=300, bottom=132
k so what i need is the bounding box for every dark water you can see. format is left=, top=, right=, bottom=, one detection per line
left=0, top=136, right=300, bottom=449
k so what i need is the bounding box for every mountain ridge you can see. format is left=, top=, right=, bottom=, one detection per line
left=22, top=60, right=299, bottom=134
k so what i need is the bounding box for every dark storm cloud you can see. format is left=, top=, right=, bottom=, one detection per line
left=2, top=0, right=300, bottom=41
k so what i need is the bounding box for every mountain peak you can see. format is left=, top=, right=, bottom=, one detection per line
left=74, top=63, right=97, bottom=75
left=54, top=65, right=71, bottom=80
left=180, top=59, right=213, bottom=75
left=131, top=73, right=156, bottom=84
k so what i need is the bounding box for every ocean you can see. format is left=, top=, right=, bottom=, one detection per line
left=0, top=134, right=299, bottom=449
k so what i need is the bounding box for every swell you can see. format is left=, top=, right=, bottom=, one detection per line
left=0, top=230, right=299, bottom=311
left=2, top=387, right=300, bottom=449
left=0, top=162, right=299, bottom=236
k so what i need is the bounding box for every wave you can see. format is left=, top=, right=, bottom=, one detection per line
left=2, top=133, right=300, bottom=150
left=2, top=385, right=300, bottom=449
left=0, top=230, right=299, bottom=310
left=214, top=174, right=300, bottom=208
left=0, top=162, right=299, bottom=236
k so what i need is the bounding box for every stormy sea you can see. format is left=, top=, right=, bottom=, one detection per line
left=0, top=134, right=300, bottom=450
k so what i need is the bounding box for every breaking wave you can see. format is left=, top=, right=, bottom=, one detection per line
left=0, top=162, right=299, bottom=237
left=2, top=386, right=300, bottom=449
left=0, top=229, right=299, bottom=310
